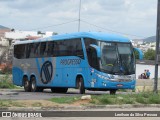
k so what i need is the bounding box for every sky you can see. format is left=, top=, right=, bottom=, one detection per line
left=0, top=0, right=157, bottom=39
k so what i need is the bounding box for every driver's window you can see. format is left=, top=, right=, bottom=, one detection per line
left=88, top=47, right=99, bottom=70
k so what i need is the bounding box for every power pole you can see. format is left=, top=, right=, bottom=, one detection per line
left=154, top=0, right=160, bottom=93
left=78, top=0, right=81, bottom=32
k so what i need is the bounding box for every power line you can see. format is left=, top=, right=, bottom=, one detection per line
left=81, top=19, right=144, bottom=38
left=78, top=0, right=81, bottom=32
left=27, top=17, right=144, bottom=38
left=29, top=19, right=79, bottom=31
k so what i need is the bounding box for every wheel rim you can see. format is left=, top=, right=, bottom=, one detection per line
left=24, top=81, right=28, bottom=88
left=78, top=81, right=81, bottom=89
left=32, top=80, right=36, bottom=90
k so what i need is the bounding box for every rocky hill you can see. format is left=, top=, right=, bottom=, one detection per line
left=143, top=36, right=156, bottom=42
left=0, top=25, right=9, bottom=29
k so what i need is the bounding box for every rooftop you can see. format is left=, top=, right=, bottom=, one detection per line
left=15, top=32, right=131, bottom=45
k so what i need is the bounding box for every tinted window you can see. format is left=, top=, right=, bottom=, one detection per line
left=14, top=39, right=84, bottom=59
left=34, top=42, right=40, bottom=57
left=84, top=38, right=99, bottom=69
left=14, top=44, right=26, bottom=59
left=54, top=39, right=84, bottom=58
left=29, top=43, right=34, bottom=58
left=84, top=38, right=97, bottom=50
left=40, top=42, right=47, bottom=57
left=25, top=43, right=40, bottom=58
left=47, top=41, right=54, bottom=56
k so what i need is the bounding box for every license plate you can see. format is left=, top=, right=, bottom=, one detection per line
left=117, top=84, right=123, bottom=87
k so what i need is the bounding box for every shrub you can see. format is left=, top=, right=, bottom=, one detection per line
left=144, top=49, right=155, bottom=60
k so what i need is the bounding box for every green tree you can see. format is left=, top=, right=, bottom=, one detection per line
left=134, top=50, right=139, bottom=59
left=144, top=49, right=155, bottom=60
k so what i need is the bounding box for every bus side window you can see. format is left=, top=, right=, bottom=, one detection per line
left=34, top=42, right=40, bottom=57
left=40, top=42, right=47, bottom=57
left=53, top=42, right=59, bottom=57
left=26, top=43, right=34, bottom=58
left=59, top=41, right=68, bottom=56
left=51, top=39, right=84, bottom=58
left=75, top=39, right=84, bottom=59
left=47, top=41, right=54, bottom=57
left=26, top=44, right=30, bottom=58
left=29, top=43, right=35, bottom=58
left=14, top=44, right=26, bottom=59
left=88, top=47, right=99, bottom=70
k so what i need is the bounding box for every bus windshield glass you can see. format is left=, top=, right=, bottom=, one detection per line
left=100, top=42, right=135, bottom=75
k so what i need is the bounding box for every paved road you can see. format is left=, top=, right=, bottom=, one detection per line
left=0, top=88, right=128, bottom=100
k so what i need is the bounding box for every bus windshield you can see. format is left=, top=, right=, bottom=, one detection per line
left=100, top=42, right=135, bottom=75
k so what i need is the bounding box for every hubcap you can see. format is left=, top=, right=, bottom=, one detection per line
left=79, top=81, right=81, bottom=89
left=32, top=81, right=35, bottom=90
left=25, top=81, right=28, bottom=87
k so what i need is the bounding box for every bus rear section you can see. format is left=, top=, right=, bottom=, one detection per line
left=12, top=37, right=88, bottom=93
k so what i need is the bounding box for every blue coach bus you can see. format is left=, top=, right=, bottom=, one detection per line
left=12, top=32, right=143, bottom=94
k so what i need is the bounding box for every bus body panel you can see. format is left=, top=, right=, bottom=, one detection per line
left=12, top=56, right=88, bottom=88
left=12, top=32, right=136, bottom=91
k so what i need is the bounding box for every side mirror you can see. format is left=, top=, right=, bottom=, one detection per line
left=134, top=48, right=143, bottom=60
left=89, top=44, right=101, bottom=58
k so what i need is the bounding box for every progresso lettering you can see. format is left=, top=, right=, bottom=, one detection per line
left=60, top=59, right=81, bottom=65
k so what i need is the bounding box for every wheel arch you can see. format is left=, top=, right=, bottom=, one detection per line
left=76, top=74, right=85, bottom=88
left=30, top=73, right=38, bottom=81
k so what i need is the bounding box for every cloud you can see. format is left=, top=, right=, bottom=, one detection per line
left=0, top=0, right=157, bottom=38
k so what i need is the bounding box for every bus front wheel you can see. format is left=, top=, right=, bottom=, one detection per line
left=24, top=78, right=31, bottom=92
left=78, top=77, right=85, bottom=94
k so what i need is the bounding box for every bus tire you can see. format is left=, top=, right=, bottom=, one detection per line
left=23, top=77, right=31, bottom=92
left=51, top=88, right=68, bottom=93
left=78, top=77, right=85, bottom=94
left=31, top=77, right=38, bottom=92
left=110, top=89, right=117, bottom=95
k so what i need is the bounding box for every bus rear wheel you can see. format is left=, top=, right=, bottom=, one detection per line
left=78, top=77, right=85, bottom=94
left=31, top=77, right=38, bottom=92
left=24, top=79, right=31, bottom=92
left=51, top=88, right=68, bottom=93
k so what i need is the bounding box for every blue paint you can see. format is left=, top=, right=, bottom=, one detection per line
left=51, top=32, right=130, bottom=42
left=90, top=44, right=101, bottom=58
left=35, top=58, right=41, bottom=73
left=12, top=67, right=24, bottom=86
left=48, top=57, right=52, bottom=62
left=15, top=32, right=130, bottom=45
left=134, top=48, right=143, bottom=60
left=41, top=58, right=45, bottom=63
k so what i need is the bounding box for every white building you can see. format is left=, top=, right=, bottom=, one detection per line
left=0, top=37, right=9, bottom=46
left=5, top=30, right=53, bottom=41
left=2, top=30, right=54, bottom=63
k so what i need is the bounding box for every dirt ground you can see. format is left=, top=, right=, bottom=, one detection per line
left=7, top=99, right=91, bottom=107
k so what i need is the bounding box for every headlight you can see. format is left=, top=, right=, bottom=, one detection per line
left=108, top=74, right=114, bottom=79
left=131, top=75, right=136, bottom=80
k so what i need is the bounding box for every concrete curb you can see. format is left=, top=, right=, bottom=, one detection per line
left=0, top=104, right=160, bottom=111
left=0, top=92, right=19, bottom=95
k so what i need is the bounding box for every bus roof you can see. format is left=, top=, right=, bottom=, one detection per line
left=14, top=32, right=131, bottom=45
